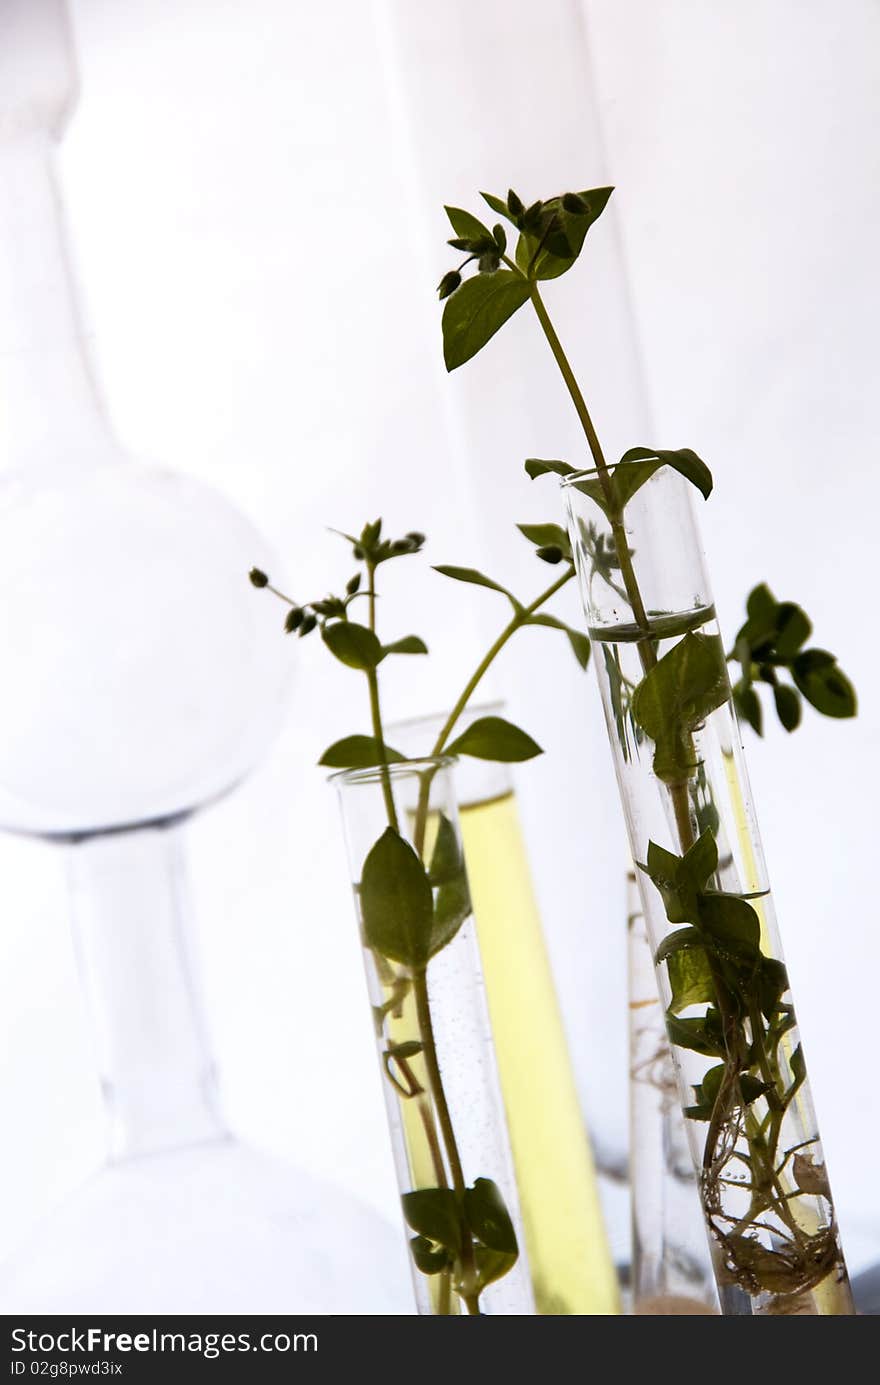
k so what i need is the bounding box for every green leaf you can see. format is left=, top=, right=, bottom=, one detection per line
left=442, top=269, right=530, bottom=370
left=318, top=735, right=405, bottom=768
left=382, top=635, right=429, bottom=657
left=432, top=565, right=518, bottom=605
left=463, top=1179, right=518, bottom=1254
left=773, top=683, right=802, bottom=732
left=632, top=632, right=729, bottom=783
left=360, top=828, right=434, bottom=967
left=789, top=1042, right=806, bottom=1095
left=524, top=458, right=577, bottom=480
left=617, top=446, right=714, bottom=503
left=431, top=874, right=471, bottom=956
left=516, top=521, right=572, bottom=561
left=480, top=190, right=514, bottom=222
left=526, top=613, right=590, bottom=670
left=446, top=715, right=542, bottom=762
left=644, top=831, right=717, bottom=923
left=773, top=603, right=812, bottom=659
left=474, top=1245, right=518, bottom=1290
left=666, top=1011, right=726, bottom=1058
left=747, top=583, right=777, bottom=625
left=667, top=943, right=716, bottom=1014
left=655, top=925, right=704, bottom=963
left=739, top=1074, right=771, bottom=1106
left=401, top=1188, right=463, bottom=1253
left=322, top=620, right=383, bottom=670
left=445, top=205, right=493, bottom=242
left=428, top=814, right=463, bottom=886
left=518, top=187, right=614, bottom=280
left=791, top=652, right=857, bottom=718
left=684, top=829, right=720, bottom=891
left=410, top=1235, right=452, bottom=1275
left=697, top=893, right=761, bottom=958
left=791, top=648, right=835, bottom=672
left=757, top=956, right=789, bottom=1018
left=733, top=682, right=763, bottom=736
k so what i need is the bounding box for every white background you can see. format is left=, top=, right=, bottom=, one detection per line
left=0, top=0, right=877, bottom=1291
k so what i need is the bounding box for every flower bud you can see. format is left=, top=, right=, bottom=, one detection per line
left=284, top=606, right=304, bottom=633
left=536, top=544, right=564, bottom=564
left=299, top=612, right=318, bottom=636
left=437, top=270, right=462, bottom=300
left=346, top=573, right=361, bottom=595
left=249, top=567, right=269, bottom=588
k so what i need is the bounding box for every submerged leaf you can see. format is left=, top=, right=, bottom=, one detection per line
left=632, top=632, right=729, bottom=783
left=464, top=1179, right=518, bottom=1254
left=402, top=1188, right=463, bottom=1253
left=360, top=828, right=434, bottom=967
left=792, top=1154, right=831, bottom=1199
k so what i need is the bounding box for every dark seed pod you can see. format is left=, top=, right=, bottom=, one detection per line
left=406, top=531, right=426, bottom=547
left=562, top=192, right=588, bottom=215
left=391, top=538, right=414, bottom=554
left=299, top=612, right=317, bottom=636
left=353, top=545, right=364, bottom=560
left=536, top=544, right=564, bottom=564
left=249, top=567, right=269, bottom=588
left=493, top=224, right=507, bottom=253
left=346, top=573, right=361, bottom=595
left=284, top=606, right=304, bottom=633
left=437, top=270, right=462, bottom=300
left=507, top=189, right=525, bottom=218
left=522, top=200, right=545, bottom=233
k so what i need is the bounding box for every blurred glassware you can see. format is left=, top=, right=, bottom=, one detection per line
left=0, top=0, right=407, bottom=1313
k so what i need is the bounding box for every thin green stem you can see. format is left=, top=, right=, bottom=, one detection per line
left=413, top=970, right=479, bottom=1315
left=365, top=562, right=399, bottom=831
left=526, top=279, right=655, bottom=654
left=431, top=566, right=575, bottom=757
left=365, top=562, right=477, bottom=1314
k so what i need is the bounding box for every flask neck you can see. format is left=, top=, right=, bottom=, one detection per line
left=0, top=133, right=115, bottom=470
left=68, top=823, right=228, bottom=1162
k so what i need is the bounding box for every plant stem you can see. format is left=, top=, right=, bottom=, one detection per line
left=430, top=566, right=575, bottom=757
left=366, top=562, right=399, bottom=831
left=413, top=970, right=480, bottom=1315
left=366, top=563, right=478, bottom=1314
left=527, top=281, right=655, bottom=654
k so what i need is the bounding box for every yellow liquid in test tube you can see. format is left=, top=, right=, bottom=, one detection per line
left=459, top=791, right=619, bottom=1314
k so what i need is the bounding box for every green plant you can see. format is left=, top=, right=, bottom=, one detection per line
left=249, top=521, right=585, bottom=1315
left=435, top=186, right=856, bottom=1307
